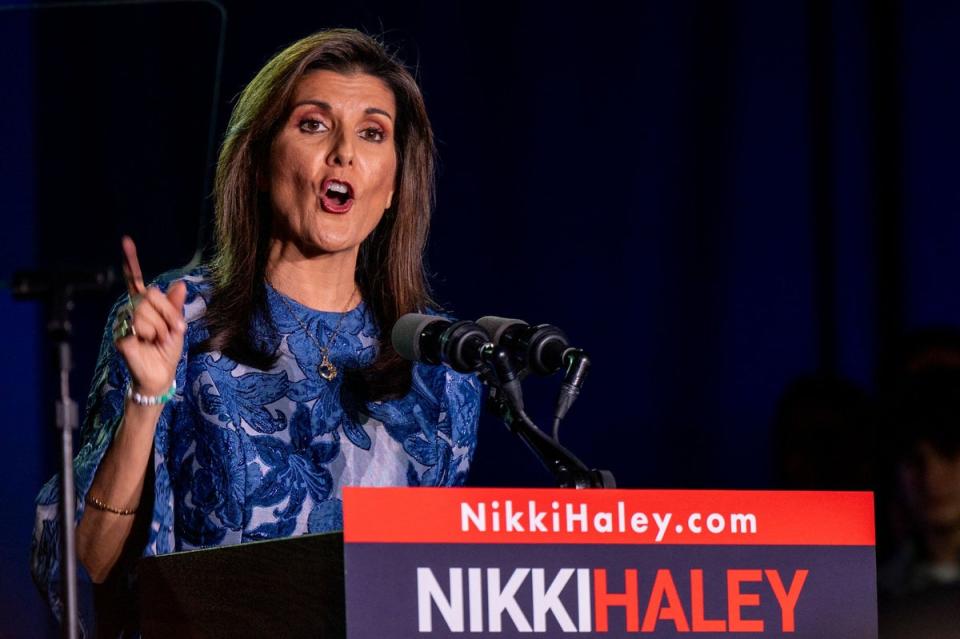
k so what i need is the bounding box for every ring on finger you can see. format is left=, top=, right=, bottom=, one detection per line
left=112, top=306, right=138, bottom=341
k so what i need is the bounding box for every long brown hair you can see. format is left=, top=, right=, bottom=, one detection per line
left=198, top=29, right=435, bottom=400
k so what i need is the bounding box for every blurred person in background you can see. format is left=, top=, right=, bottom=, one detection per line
left=879, top=365, right=960, bottom=597
left=878, top=342, right=960, bottom=638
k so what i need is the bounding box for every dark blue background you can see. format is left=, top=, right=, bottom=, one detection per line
left=2, top=0, right=957, bottom=635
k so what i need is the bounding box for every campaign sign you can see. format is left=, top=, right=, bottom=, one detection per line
left=343, top=488, right=876, bottom=638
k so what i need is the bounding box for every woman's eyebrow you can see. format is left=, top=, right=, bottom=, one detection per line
left=291, top=100, right=393, bottom=120
left=292, top=99, right=333, bottom=111
left=365, top=107, right=393, bottom=120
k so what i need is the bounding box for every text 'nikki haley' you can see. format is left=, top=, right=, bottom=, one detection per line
left=417, top=567, right=808, bottom=633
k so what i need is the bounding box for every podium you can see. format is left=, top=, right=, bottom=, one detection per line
left=138, top=532, right=345, bottom=638
left=136, top=489, right=877, bottom=637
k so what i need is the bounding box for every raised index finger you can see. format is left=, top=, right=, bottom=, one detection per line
left=121, top=235, right=146, bottom=297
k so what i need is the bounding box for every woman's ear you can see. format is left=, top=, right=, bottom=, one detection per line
left=385, top=189, right=394, bottom=210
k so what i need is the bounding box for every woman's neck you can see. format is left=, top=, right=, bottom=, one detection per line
left=265, top=240, right=360, bottom=311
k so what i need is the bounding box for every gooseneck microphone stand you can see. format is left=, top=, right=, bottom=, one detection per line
left=12, top=268, right=115, bottom=639
left=479, top=348, right=616, bottom=489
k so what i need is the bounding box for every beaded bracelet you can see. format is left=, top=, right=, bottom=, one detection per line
left=85, top=494, right=137, bottom=516
left=126, top=380, right=177, bottom=406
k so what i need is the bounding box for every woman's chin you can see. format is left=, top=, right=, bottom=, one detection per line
left=298, top=233, right=359, bottom=258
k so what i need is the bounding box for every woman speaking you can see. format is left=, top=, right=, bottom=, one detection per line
left=31, top=28, right=481, bottom=631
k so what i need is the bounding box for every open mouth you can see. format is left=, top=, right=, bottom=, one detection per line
left=319, top=178, right=354, bottom=213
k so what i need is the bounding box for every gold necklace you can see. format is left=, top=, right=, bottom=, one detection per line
left=273, top=284, right=358, bottom=381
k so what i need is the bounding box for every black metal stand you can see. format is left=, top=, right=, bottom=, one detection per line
left=13, top=270, right=113, bottom=639
left=50, top=289, right=81, bottom=639
left=484, top=377, right=616, bottom=489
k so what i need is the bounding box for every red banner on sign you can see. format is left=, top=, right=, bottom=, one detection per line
left=343, top=487, right=874, bottom=546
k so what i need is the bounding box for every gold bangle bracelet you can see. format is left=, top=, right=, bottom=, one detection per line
left=85, top=494, right=137, bottom=516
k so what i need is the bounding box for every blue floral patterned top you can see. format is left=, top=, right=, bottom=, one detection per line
left=31, top=267, right=482, bottom=629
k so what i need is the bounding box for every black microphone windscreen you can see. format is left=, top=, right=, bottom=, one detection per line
left=391, top=313, right=445, bottom=362
left=476, top=316, right=527, bottom=344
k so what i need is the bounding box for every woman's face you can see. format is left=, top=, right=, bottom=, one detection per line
left=268, top=70, right=397, bottom=257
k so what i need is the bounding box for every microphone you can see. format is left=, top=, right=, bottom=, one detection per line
left=392, top=313, right=525, bottom=411
left=475, top=316, right=570, bottom=375
left=391, top=313, right=490, bottom=373
left=476, top=316, right=591, bottom=428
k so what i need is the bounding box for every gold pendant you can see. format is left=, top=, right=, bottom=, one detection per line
left=318, top=351, right=338, bottom=381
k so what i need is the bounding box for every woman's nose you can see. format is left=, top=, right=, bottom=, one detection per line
left=327, top=131, right=354, bottom=167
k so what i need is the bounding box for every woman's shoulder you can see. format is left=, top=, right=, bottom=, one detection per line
left=149, top=263, right=212, bottom=325
left=150, top=263, right=211, bottom=295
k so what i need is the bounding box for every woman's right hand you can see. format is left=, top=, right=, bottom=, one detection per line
left=114, top=236, right=188, bottom=397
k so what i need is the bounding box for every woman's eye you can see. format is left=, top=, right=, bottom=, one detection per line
left=298, top=118, right=328, bottom=134
left=360, top=127, right=385, bottom=142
